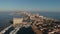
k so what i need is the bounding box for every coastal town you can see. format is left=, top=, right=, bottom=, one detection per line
left=0, top=12, right=60, bottom=34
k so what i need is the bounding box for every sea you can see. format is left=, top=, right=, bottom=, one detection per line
left=0, top=11, right=60, bottom=28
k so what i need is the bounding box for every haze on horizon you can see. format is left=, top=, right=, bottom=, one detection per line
left=0, top=0, right=60, bottom=12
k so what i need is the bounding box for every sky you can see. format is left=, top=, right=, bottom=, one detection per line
left=0, top=0, right=60, bottom=12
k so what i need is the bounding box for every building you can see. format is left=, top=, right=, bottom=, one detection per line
left=36, top=16, right=43, bottom=25
left=13, top=18, right=23, bottom=26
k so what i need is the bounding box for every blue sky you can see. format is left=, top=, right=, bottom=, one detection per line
left=0, top=0, right=60, bottom=11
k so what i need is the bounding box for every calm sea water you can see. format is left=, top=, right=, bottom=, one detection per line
left=0, top=12, right=12, bottom=28
left=0, top=12, right=60, bottom=28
